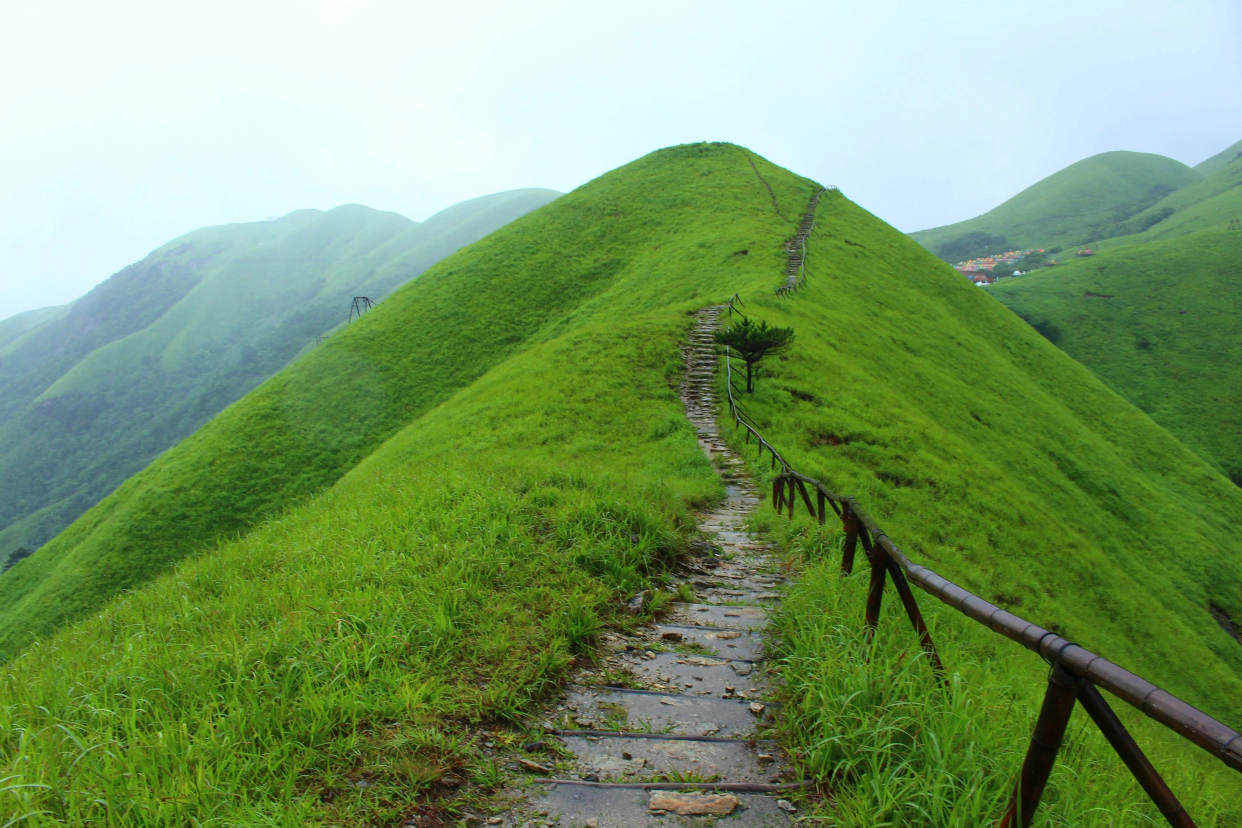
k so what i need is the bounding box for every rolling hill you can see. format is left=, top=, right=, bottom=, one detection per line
left=0, top=189, right=559, bottom=569
left=910, top=151, right=1202, bottom=261
left=0, top=145, right=1238, bottom=824
left=1195, top=137, right=1242, bottom=175
left=985, top=140, right=1242, bottom=479
left=1107, top=146, right=1242, bottom=242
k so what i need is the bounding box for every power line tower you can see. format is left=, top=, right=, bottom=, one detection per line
left=315, top=334, right=326, bottom=345
left=1229, top=218, right=1240, bottom=231
left=349, top=296, right=375, bottom=322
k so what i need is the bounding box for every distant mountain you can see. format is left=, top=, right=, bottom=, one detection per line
left=1109, top=146, right=1242, bottom=241
left=1195, top=137, right=1242, bottom=176
left=985, top=138, right=1242, bottom=479
left=910, top=151, right=1202, bottom=261
left=991, top=229, right=1242, bottom=483
left=0, top=303, right=71, bottom=351
left=0, top=189, right=559, bottom=567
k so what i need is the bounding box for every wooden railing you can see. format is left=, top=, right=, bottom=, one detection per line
left=717, top=297, right=1241, bottom=828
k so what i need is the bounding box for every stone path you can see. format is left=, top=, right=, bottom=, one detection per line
left=781, top=190, right=825, bottom=292
left=513, top=306, right=797, bottom=827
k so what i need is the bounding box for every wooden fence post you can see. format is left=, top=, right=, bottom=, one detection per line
left=998, top=664, right=1083, bottom=828
left=863, top=530, right=887, bottom=637
left=883, top=556, right=948, bottom=685
left=841, top=502, right=859, bottom=575
left=1077, top=683, right=1197, bottom=827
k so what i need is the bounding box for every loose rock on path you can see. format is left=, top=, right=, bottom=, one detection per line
left=508, top=305, right=798, bottom=827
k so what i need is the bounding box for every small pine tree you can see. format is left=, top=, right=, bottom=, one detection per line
left=714, top=318, right=795, bottom=392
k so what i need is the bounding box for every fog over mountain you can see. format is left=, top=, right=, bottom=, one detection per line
left=3, top=0, right=1239, bottom=319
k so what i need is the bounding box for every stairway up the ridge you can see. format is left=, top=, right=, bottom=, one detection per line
left=507, top=307, right=800, bottom=827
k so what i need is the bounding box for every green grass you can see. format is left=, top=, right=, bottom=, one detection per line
left=1, top=143, right=1239, bottom=824
left=910, top=151, right=1202, bottom=260
left=0, top=190, right=558, bottom=568
left=0, top=142, right=816, bottom=824
left=990, top=230, right=1242, bottom=482
left=769, top=525, right=1240, bottom=826
left=0, top=144, right=810, bottom=654
left=1108, top=154, right=1242, bottom=242
left=717, top=195, right=1242, bottom=717
left=1195, top=138, right=1242, bottom=175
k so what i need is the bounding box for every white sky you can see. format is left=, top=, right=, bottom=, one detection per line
left=2, top=0, right=1239, bottom=319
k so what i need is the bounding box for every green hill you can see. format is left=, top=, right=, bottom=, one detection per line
left=0, top=145, right=1238, bottom=824
left=990, top=229, right=1242, bottom=482
left=910, top=151, right=1202, bottom=261
left=1107, top=148, right=1242, bottom=242
left=985, top=139, right=1242, bottom=479
left=0, top=303, right=71, bottom=351
left=0, top=189, right=558, bottom=568
left=1195, top=137, right=1242, bottom=175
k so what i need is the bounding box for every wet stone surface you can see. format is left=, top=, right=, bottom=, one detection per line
left=508, top=306, right=796, bottom=826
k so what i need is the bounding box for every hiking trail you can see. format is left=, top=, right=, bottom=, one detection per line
left=506, top=306, right=799, bottom=827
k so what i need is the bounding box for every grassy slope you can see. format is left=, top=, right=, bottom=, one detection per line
left=717, top=197, right=1242, bottom=821
left=0, top=190, right=557, bottom=566
left=0, top=143, right=814, bottom=824
left=727, top=193, right=1242, bottom=713
left=0, top=303, right=71, bottom=352
left=0, top=145, right=1239, bottom=823
left=0, top=151, right=798, bottom=657
left=1110, top=152, right=1242, bottom=242
left=1195, top=137, right=1242, bottom=175
left=990, top=231, right=1242, bottom=481
left=910, top=151, right=1202, bottom=258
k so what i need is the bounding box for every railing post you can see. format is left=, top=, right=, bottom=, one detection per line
left=816, top=489, right=826, bottom=525
left=863, top=530, right=887, bottom=636
left=840, top=501, right=859, bottom=575
left=883, top=555, right=948, bottom=685
left=786, top=477, right=796, bottom=518
left=1077, top=683, right=1197, bottom=828
left=772, top=476, right=783, bottom=512
left=998, top=664, right=1084, bottom=828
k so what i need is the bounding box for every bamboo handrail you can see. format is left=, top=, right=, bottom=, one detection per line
left=713, top=294, right=1241, bottom=826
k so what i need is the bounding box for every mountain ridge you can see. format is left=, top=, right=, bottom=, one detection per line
left=0, top=188, right=560, bottom=567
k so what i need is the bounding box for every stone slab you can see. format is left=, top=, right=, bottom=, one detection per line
left=529, top=784, right=792, bottom=828
left=557, top=733, right=784, bottom=783
left=670, top=603, right=769, bottom=630
left=652, top=625, right=765, bottom=661
left=562, top=688, right=769, bottom=737
left=613, top=652, right=765, bottom=698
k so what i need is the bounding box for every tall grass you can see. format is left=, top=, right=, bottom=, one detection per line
left=0, top=462, right=692, bottom=826
left=768, top=524, right=1241, bottom=826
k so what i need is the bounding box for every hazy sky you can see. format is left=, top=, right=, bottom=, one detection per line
left=2, top=0, right=1239, bottom=319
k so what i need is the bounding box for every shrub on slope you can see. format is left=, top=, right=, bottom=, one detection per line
left=991, top=230, right=1242, bottom=482
left=911, top=151, right=1202, bottom=258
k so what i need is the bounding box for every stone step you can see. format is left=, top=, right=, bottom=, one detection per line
left=694, top=586, right=783, bottom=605
left=560, top=687, right=773, bottom=737
left=530, top=784, right=793, bottom=827
left=652, top=624, right=765, bottom=661
left=611, top=651, right=766, bottom=698
left=554, top=731, right=786, bottom=784
left=669, top=603, right=769, bottom=630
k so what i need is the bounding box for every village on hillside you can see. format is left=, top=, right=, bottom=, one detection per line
left=955, top=248, right=1044, bottom=284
